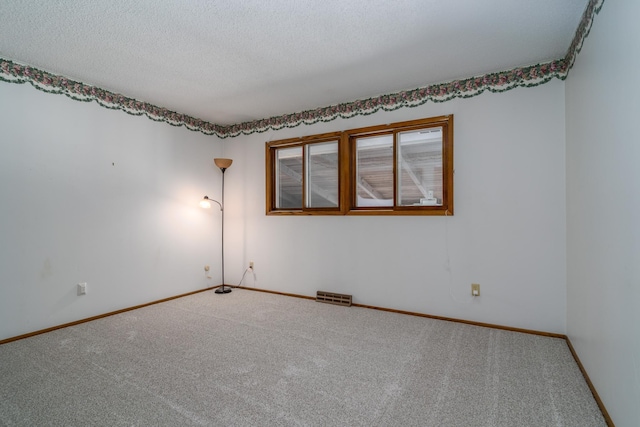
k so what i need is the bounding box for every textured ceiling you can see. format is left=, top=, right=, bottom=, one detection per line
left=0, top=0, right=588, bottom=126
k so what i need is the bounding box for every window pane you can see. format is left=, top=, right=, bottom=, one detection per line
left=355, top=135, right=394, bottom=207
left=306, top=141, right=339, bottom=208
left=397, top=127, right=443, bottom=206
left=275, top=146, right=303, bottom=209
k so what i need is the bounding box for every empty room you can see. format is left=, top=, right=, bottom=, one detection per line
left=0, top=0, right=638, bottom=426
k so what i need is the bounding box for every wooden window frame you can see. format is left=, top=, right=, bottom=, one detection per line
left=266, top=132, right=347, bottom=215
left=346, top=115, right=454, bottom=216
left=265, top=115, right=453, bottom=216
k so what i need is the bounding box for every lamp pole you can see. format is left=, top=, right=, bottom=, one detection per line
left=213, top=158, right=232, bottom=294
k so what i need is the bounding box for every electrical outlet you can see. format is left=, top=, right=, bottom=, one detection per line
left=77, top=282, right=87, bottom=296
left=249, top=261, right=254, bottom=269
left=204, top=265, right=210, bottom=272
left=471, top=283, right=480, bottom=297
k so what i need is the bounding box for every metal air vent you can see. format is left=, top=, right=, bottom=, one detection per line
left=316, top=291, right=352, bottom=307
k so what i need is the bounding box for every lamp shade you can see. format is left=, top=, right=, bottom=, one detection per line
left=214, top=158, right=233, bottom=170
left=200, top=196, right=212, bottom=209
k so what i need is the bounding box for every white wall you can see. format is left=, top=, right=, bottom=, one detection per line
left=0, top=83, right=223, bottom=340
left=0, top=69, right=568, bottom=340
left=566, top=0, right=640, bottom=425
left=223, top=79, right=567, bottom=333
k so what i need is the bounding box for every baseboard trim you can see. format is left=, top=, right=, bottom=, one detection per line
left=0, top=284, right=614, bottom=425
left=351, top=302, right=566, bottom=338
left=237, top=286, right=316, bottom=301
left=565, top=337, right=615, bottom=427
left=0, top=287, right=215, bottom=345
left=237, top=286, right=564, bottom=338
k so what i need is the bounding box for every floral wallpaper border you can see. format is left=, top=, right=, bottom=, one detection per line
left=0, top=60, right=226, bottom=136
left=564, top=0, right=605, bottom=72
left=0, top=0, right=604, bottom=139
left=225, top=58, right=567, bottom=138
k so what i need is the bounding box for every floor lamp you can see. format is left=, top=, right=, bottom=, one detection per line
left=200, top=158, right=232, bottom=294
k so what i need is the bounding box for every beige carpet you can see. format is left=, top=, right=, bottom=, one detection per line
left=0, top=289, right=605, bottom=426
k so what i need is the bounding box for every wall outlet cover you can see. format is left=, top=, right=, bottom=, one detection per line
left=471, top=283, right=480, bottom=296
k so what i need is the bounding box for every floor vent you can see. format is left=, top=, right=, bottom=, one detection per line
left=316, top=291, right=352, bottom=307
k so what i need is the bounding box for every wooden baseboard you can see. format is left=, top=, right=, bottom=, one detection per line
left=565, top=337, right=615, bottom=427
left=236, top=285, right=316, bottom=301
left=0, top=287, right=215, bottom=345
left=237, top=286, right=564, bottom=338
left=351, top=302, right=567, bottom=338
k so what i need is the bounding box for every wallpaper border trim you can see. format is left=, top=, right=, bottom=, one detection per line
left=564, top=0, right=605, bottom=74
left=0, top=0, right=604, bottom=139
left=0, top=60, right=225, bottom=136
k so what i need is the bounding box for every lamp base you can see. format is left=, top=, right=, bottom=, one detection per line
left=215, top=286, right=232, bottom=294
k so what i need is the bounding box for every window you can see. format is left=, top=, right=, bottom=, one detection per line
left=266, top=115, right=453, bottom=215
left=348, top=116, right=453, bottom=215
left=266, top=132, right=345, bottom=214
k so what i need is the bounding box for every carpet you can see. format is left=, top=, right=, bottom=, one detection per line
left=0, top=289, right=606, bottom=426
